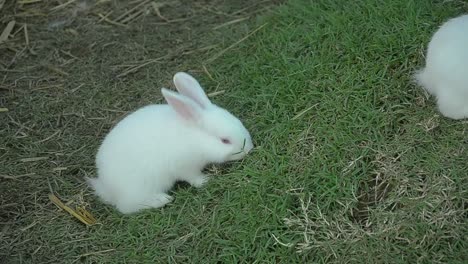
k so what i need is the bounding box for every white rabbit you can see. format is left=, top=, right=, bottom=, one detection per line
left=415, top=14, right=468, bottom=119
left=87, top=72, right=254, bottom=214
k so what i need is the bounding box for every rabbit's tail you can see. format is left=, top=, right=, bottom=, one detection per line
left=86, top=177, right=115, bottom=205
left=414, top=68, right=436, bottom=94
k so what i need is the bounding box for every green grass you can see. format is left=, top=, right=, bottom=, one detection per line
left=1, top=0, right=467, bottom=263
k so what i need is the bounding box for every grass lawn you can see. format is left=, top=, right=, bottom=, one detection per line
left=1, top=0, right=467, bottom=263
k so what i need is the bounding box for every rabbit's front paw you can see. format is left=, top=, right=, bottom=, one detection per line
left=187, top=174, right=209, bottom=188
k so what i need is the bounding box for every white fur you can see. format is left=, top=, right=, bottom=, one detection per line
left=415, top=14, right=468, bottom=119
left=88, top=72, right=253, bottom=214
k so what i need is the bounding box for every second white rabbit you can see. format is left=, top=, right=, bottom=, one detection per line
left=415, top=14, right=468, bottom=119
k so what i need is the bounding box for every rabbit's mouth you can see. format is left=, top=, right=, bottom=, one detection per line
left=228, top=152, right=247, bottom=161
left=228, top=138, right=253, bottom=161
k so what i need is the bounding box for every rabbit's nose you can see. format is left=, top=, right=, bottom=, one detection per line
left=244, top=141, right=254, bottom=154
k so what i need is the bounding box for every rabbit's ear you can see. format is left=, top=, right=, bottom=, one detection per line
left=173, top=72, right=212, bottom=109
left=161, top=88, right=202, bottom=121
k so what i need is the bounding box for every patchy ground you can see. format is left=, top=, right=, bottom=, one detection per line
left=1, top=0, right=282, bottom=262
left=1, top=0, right=467, bottom=263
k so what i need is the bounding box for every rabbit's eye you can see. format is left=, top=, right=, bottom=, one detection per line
left=221, top=138, right=231, bottom=144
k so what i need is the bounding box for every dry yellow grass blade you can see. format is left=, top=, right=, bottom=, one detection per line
left=116, top=55, right=168, bottom=77
left=20, top=156, right=49, bottom=162
left=213, top=17, right=249, bottom=30
left=0, top=21, right=16, bottom=43
left=49, top=194, right=97, bottom=226
left=97, top=13, right=128, bottom=27
left=17, top=0, right=42, bottom=4
left=23, top=23, right=29, bottom=46
left=206, top=23, right=268, bottom=63
left=50, top=0, right=78, bottom=11
left=151, top=2, right=169, bottom=21
left=119, top=8, right=145, bottom=24
left=46, top=65, right=69, bottom=76
left=291, top=103, right=319, bottom=120
left=114, top=0, right=150, bottom=23
left=77, top=206, right=97, bottom=223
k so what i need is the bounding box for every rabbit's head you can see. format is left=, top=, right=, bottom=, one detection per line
left=161, top=72, right=253, bottom=162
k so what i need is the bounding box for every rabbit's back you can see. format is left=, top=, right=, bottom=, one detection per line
left=94, top=105, right=185, bottom=194
left=425, top=15, right=468, bottom=91
left=416, top=15, right=468, bottom=119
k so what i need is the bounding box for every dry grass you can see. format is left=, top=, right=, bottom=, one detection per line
left=1, top=0, right=282, bottom=262
left=280, top=143, right=465, bottom=261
